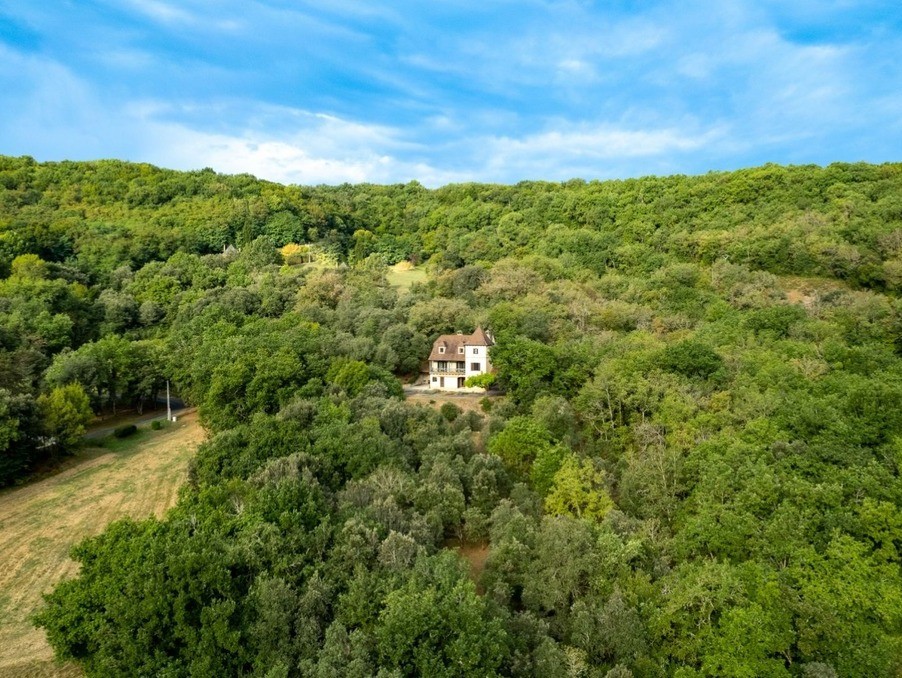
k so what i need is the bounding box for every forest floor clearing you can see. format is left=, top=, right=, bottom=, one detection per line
left=444, top=539, right=491, bottom=594
left=778, top=274, right=846, bottom=308
left=0, top=412, right=205, bottom=677
left=386, top=262, right=428, bottom=291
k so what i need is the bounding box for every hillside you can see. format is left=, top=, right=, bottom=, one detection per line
left=1, top=157, right=901, bottom=675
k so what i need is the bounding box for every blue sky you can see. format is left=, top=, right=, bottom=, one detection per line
left=0, top=1, right=900, bottom=186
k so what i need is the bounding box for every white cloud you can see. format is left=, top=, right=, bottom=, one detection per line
left=488, top=124, right=722, bottom=161
left=468, top=123, right=727, bottom=180
left=148, top=123, right=469, bottom=187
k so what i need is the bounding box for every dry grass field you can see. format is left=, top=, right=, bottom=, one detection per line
left=0, top=412, right=205, bottom=677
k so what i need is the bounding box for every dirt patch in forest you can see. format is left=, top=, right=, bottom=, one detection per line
left=444, top=539, right=491, bottom=594
left=405, top=391, right=497, bottom=414
left=780, top=275, right=845, bottom=309
left=0, top=412, right=205, bottom=677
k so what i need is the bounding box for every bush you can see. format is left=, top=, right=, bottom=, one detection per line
left=150, top=420, right=163, bottom=431
left=440, top=402, right=461, bottom=422
left=659, top=340, right=724, bottom=380
left=745, top=305, right=807, bottom=338
left=465, top=372, right=496, bottom=389
left=113, top=424, right=138, bottom=439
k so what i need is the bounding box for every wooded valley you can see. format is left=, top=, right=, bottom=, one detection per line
left=2, top=155, right=901, bottom=676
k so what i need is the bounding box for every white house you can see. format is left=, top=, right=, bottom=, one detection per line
left=427, top=327, right=494, bottom=391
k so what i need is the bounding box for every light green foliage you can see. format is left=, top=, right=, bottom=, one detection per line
left=464, top=372, right=496, bottom=389
left=10, top=253, right=48, bottom=278
left=37, top=383, right=93, bottom=448
left=45, top=336, right=165, bottom=414
left=544, top=456, right=613, bottom=522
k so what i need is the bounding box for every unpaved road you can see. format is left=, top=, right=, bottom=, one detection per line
left=0, top=412, right=205, bottom=677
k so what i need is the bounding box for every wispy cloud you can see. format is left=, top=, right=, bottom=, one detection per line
left=125, top=0, right=194, bottom=25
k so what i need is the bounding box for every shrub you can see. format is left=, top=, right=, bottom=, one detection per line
left=745, top=305, right=807, bottom=338
left=150, top=420, right=163, bottom=431
left=113, top=424, right=138, bottom=439
left=659, top=340, right=724, bottom=380
left=440, top=402, right=461, bottom=422
left=465, top=372, right=497, bottom=389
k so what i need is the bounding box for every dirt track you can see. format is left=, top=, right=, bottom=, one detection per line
left=0, top=412, right=204, bottom=677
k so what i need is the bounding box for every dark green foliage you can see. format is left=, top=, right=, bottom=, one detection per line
left=439, top=401, right=461, bottom=421
left=659, top=339, right=724, bottom=380
left=112, top=424, right=137, bottom=438
left=745, top=304, right=807, bottom=338
left=374, top=553, right=510, bottom=676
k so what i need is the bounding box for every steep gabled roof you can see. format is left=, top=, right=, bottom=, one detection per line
left=428, top=335, right=467, bottom=361
left=469, top=326, right=493, bottom=346
left=427, top=327, right=493, bottom=361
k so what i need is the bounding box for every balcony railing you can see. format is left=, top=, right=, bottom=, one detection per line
left=432, top=368, right=466, bottom=376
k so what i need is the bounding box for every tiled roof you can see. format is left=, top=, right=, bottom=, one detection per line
left=427, top=327, right=493, bottom=361
left=469, top=326, right=493, bottom=346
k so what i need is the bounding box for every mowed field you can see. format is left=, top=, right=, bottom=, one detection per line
left=0, top=412, right=205, bottom=677
left=386, top=261, right=428, bottom=291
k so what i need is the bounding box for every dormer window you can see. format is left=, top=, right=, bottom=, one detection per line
left=459, top=347, right=464, bottom=353
left=439, top=347, right=445, bottom=354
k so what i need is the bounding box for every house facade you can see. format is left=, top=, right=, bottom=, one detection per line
left=427, top=327, right=494, bottom=391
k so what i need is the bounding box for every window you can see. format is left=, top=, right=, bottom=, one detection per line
left=432, top=377, right=437, bottom=382
left=438, top=346, right=445, bottom=354
left=458, top=347, right=464, bottom=353
left=471, top=363, right=480, bottom=371
left=473, top=348, right=479, bottom=354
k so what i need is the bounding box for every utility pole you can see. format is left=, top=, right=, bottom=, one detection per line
left=166, top=380, right=172, bottom=422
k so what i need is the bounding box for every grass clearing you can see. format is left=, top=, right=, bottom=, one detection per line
left=0, top=412, right=205, bottom=677
left=386, top=261, right=428, bottom=292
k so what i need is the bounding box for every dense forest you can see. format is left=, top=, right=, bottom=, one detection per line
left=2, top=155, right=902, bottom=675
